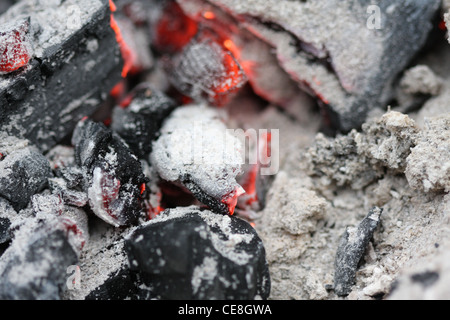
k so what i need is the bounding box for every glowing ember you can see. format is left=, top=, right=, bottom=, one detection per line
left=0, top=19, right=32, bottom=74
left=222, top=186, right=246, bottom=215
left=153, top=1, right=198, bottom=54
left=140, top=183, right=146, bottom=196
left=109, top=0, right=134, bottom=78
left=203, top=11, right=216, bottom=20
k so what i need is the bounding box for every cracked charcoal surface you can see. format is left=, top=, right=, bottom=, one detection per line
left=111, top=83, right=178, bottom=159
left=72, top=119, right=148, bottom=227
left=125, top=206, right=271, bottom=300
left=334, top=207, right=383, bottom=297
left=0, top=134, right=52, bottom=211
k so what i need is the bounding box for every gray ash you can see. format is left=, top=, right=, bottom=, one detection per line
left=1, top=0, right=450, bottom=302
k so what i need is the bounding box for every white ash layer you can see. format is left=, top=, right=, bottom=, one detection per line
left=151, top=104, right=245, bottom=200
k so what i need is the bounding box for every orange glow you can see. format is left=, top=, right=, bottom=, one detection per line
left=140, top=183, right=146, bottom=196
left=316, top=92, right=330, bottom=105
left=119, top=92, right=134, bottom=108
left=203, top=11, right=216, bottom=20
left=223, top=39, right=236, bottom=54
left=0, top=28, right=31, bottom=74
left=241, top=164, right=259, bottom=206
left=146, top=191, right=164, bottom=220
left=222, top=187, right=246, bottom=215
left=222, top=38, right=255, bottom=78
left=110, top=13, right=133, bottom=78
left=110, top=81, right=127, bottom=102
left=154, top=1, right=198, bottom=53
left=109, top=0, right=117, bottom=12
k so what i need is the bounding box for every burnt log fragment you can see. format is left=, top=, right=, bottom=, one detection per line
left=0, top=0, right=123, bottom=152
left=334, top=207, right=383, bottom=297
left=125, top=207, right=271, bottom=300
left=72, top=119, right=148, bottom=227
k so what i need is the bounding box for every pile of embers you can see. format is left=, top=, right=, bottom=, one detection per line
left=0, top=0, right=446, bottom=300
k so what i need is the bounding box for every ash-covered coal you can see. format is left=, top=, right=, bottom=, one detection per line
left=125, top=206, right=270, bottom=300
left=0, top=213, right=81, bottom=300
left=0, top=133, right=52, bottom=211
left=72, top=118, right=148, bottom=227
left=0, top=17, right=32, bottom=75
left=168, top=36, right=247, bottom=106
left=0, top=0, right=123, bottom=151
left=178, top=0, right=442, bottom=131
left=150, top=104, right=245, bottom=215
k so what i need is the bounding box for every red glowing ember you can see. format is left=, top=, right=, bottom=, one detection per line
left=0, top=19, right=32, bottom=74
left=153, top=1, right=198, bottom=54
left=222, top=186, right=246, bottom=215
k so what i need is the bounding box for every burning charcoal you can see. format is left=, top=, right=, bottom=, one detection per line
left=110, top=10, right=154, bottom=77
left=72, top=119, right=148, bottom=227
left=0, top=213, right=79, bottom=300
left=0, top=17, right=32, bottom=74
left=0, top=133, right=52, bottom=211
left=0, top=0, right=123, bottom=151
left=110, top=83, right=177, bottom=159
left=334, top=207, right=383, bottom=297
left=124, top=206, right=271, bottom=300
left=178, top=0, right=441, bottom=131
left=169, top=37, right=247, bottom=106
left=150, top=104, right=245, bottom=215
left=152, top=0, right=198, bottom=54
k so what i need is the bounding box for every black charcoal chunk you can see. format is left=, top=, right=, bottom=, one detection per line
left=111, top=83, right=177, bottom=159
left=182, top=179, right=230, bottom=215
left=0, top=0, right=123, bottom=152
left=85, top=267, right=140, bottom=300
left=0, top=215, right=78, bottom=300
left=334, top=207, right=383, bottom=297
left=0, top=135, right=52, bottom=211
left=72, top=119, right=148, bottom=227
left=125, top=206, right=271, bottom=300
